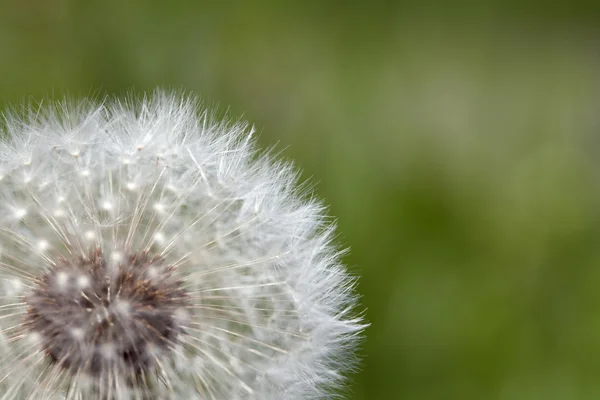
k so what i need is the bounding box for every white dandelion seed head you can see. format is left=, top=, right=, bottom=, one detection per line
left=0, top=91, right=365, bottom=399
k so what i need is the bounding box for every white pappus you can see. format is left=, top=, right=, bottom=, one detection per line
left=0, top=91, right=365, bottom=399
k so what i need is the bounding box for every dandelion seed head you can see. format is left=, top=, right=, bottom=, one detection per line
left=0, top=91, right=365, bottom=399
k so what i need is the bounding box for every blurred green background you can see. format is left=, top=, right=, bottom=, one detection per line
left=2, top=1, right=600, bottom=398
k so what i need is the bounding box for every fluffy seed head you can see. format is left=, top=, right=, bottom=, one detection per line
left=0, top=92, right=365, bottom=399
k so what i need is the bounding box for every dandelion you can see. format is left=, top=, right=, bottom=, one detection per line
left=0, top=92, right=365, bottom=399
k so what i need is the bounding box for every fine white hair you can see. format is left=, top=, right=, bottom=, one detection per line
left=0, top=91, right=365, bottom=399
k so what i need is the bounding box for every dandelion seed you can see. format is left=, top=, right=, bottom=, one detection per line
left=0, top=91, right=365, bottom=399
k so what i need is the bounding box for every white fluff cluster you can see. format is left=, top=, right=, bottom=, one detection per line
left=0, top=92, right=364, bottom=399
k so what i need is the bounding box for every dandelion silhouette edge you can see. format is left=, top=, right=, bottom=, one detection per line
left=0, top=91, right=365, bottom=399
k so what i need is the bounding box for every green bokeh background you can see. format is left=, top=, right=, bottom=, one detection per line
left=2, top=1, right=600, bottom=398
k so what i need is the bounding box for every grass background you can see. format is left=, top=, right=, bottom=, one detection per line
left=2, top=1, right=600, bottom=398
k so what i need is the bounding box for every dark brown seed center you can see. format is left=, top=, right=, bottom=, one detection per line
left=25, top=248, right=189, bottom=377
